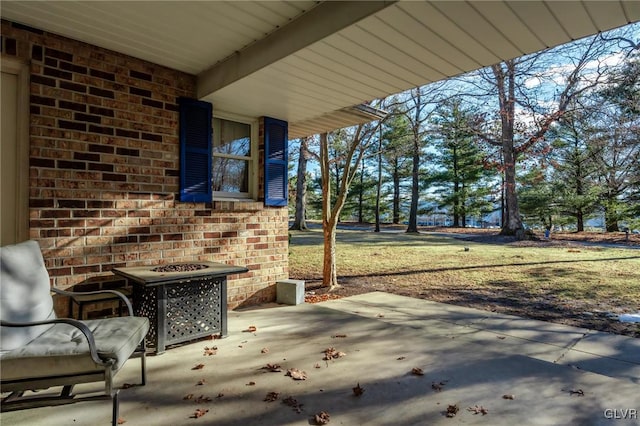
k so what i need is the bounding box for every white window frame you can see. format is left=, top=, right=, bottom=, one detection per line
left=212, top=111, right=258, bottom=200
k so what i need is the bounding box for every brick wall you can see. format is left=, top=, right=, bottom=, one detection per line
left=1, top=20, right=289, bottom=312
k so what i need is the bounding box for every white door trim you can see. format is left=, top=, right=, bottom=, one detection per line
left=1, top=57, right=30, bottom=244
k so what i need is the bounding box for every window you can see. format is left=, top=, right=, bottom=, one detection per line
left=212, top=116, right=255, bottom=198
left=179, top=98, right=287, bottom=205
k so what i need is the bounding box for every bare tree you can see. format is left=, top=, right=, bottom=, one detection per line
left=403, top=85, right=445, bottom=233
left=319, top=122, right=381, bottom=289
left=470, top=32, right=628, bottom=238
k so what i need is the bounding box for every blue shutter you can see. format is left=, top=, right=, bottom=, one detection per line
left=179, top=97, right=212, bottom=202
left=264, top=117, right=288, bottom=207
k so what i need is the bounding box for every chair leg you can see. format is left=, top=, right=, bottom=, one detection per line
left=140, top=340, right=147, bottom=386
left=111, top=390, right=119, bottom=426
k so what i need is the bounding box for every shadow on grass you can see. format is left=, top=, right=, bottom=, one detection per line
left=303, top=255, right=640, bottom=282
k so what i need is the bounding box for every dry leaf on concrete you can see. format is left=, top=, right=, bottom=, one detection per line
left=194, top=395, right=212, bottom=403
left=203, top=346, right=217, bottom=356
left=261, top=347, right=269, bottom=353
left=411, top=367, right=424, bottom=376
left=446, top=404, right=459, bottom=418
left=352, top=383, right=365, bottom=397
left=244, top=325, right=257, bottom=333
left=183, top=394, right=194, bottom=400
left=117, top=418, right=126, bottom=424
left=432, top=381, right=448, bottom=392
left=264, top=391, right=280, bottom=402
left=262, top=363, right=283, bottom=372
left=314, top=411, right=331, bottom=424
left=502, top=394, right=515, bottom=400
left=467, top=405, right=489, bottom=415
left=196, top=379, right=206, bottom=386
left=191, top=409, right=209, bottom=419
left=283, top=396, right=304, bottom=413
left=192, top=363, right=205, bottom=370
left=323, top=347, right=346, bottom=360
left=286, top=368, right=307, bottom=380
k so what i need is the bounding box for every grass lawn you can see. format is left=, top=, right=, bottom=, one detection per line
left=289, top=228, right=640, bottom=337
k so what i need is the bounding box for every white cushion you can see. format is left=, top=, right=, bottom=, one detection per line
left=0, top=240, right=56, bottom=352
left=0, top=316, right=149, bottom=381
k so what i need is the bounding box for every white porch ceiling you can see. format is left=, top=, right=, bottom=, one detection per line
left=2, top=1, right=639, bottom=139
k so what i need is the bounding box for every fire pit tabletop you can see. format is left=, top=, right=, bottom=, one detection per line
left=112, top=261, right=248, bottom=285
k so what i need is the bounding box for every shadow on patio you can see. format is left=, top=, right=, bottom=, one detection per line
left=2, top=293, right=638, bottom=426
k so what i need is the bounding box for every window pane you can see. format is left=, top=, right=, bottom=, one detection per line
left=212, top=157, right=249, bottom=193
left=213, top=118, right=251, bottom=157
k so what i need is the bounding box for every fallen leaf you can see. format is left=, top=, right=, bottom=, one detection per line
left=246, top=381, right=256, bottom=386
left=264, top=391, right=280, bottom=402
left=192, top=364, right=205, bottom=370
left=194, top=395, right=212, bottom=403
left=117, top=418, right=126, bottom=425
left=332, top=334, right=347, bottom=338
left=244, top=326, right=257, bottom=333
left=468, top=405, right=489, bottom=415
left=121, top=383, right=134, bottom=389
left=497, top=336, right=506, bottom=340
left=502, top=394, right=515, bottom=400
left=397, top=356, right=406, bottom=361
left=261, top=348, right=269, bottom=353
left=196, top=379, right=206, bottom=386
left=432, top=381, right=447, bottom=392
left=352, top=383, right=365, bottom=397
left=191, top=409, right=209, bottom=419
left=568, top=389, right=585, bottom=396
left=262, top=363, right=283, bottom=372
left=286, top=368, right=307, bottom=380
left=376, top=313, right=385, bottom=318
left=283, top=396, right=304, bottom=413
left=305, top=294, right=343, bottom=303
left=446, top=404, right=459, bottom=418
left=314, top=363, right=321, bottom=369
left=411, top=367, right=424, bottom=376
left=203, top=346, right=217, bottom=356
left=183, top=394, right=194, bottom=400
left=208, top=334, right=222, bottom=340
left=323, top=347, right=346, bottom=360
left=314, top=411, right=331, bottom=425
left=216, top=393, right=224, bottom=398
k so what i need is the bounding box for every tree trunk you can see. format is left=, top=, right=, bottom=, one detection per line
left=319, top=125, right=368, bottom=289
left=320, top=132, right=339, bottom=288
left=406, top=134, right=420, bottom=233
left=357, top=157, right=364, bottom=223
left=392, top=168, right=400, bottom=224
left=576, top=210, right=584, bottom=232
left=375, top=128, right=382, bottom=232
left=501, top=142, right=524, bottom=237
left=290, top=137, right=310, bottom=231
left=604, top=199, right=620, bottom=232
left=494, top=62, right=525, bottom=239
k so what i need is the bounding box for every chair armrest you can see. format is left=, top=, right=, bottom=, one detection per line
left=0, top=318, right=106, bottom=365
left=53, top=288, right=134, bottom=316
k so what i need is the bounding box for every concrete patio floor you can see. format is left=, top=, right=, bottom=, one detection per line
left=2, top=292, right=639, bottom=425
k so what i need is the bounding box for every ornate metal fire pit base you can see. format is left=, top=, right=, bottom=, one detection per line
left=113, top=262, right=248, bottom=354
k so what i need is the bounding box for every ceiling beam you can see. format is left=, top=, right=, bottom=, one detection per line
left=197, top=0, right=397, bottom=99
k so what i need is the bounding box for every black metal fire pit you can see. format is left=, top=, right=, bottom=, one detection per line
left=113, top=261, right=248, bottom=354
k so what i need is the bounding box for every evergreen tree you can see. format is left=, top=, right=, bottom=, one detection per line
left=430, top=99, right=493, bottom=227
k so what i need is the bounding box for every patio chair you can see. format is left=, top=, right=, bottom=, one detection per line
left=1, top=240, right=150, bottom=426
